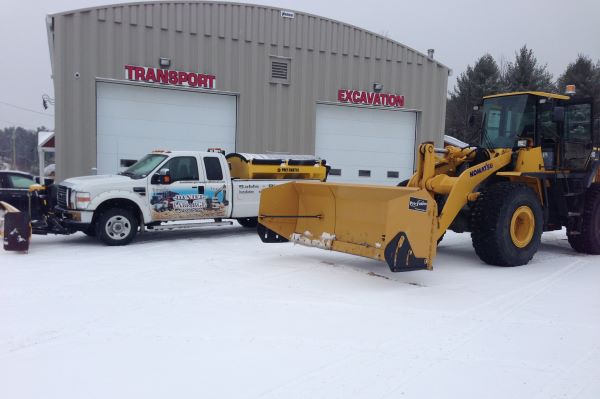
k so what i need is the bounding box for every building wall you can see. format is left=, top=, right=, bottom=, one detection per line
left=48, top=1, right=449, bottom=179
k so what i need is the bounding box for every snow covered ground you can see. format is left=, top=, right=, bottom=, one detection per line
left=1, top=226, right=599, bottom=398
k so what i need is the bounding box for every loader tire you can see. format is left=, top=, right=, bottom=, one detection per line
left=567, top=183, right=600, bottom=254
left=237, top=217, right=258, bottom=228
left=96, top=208, right=138, bottom=246
left=471, top=182, right=543, bottom=266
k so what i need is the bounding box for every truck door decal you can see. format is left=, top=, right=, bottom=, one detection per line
left=150, top=185, right=228, bottom=220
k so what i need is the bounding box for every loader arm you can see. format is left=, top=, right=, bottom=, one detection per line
left=408, top=143, right=513, bottom=240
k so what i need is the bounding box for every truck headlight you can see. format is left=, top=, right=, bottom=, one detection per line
left=74, top=191, right=91, bottom=209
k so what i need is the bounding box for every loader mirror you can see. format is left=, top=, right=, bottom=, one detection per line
left=552, top=106, right=565, bottom=123
left=468, top=113, right=475, bottom=128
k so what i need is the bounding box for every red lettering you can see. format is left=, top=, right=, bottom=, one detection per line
left=351, top=91, right=360, bottom=103
left=145, top=68, right=156, bottom=82
left=397, top=95, right=405, bottom=107
left=359, top=91, right=367, bottom=104
left=177, top=71, right=188, bottom=85
left=134, top=67, right=145, bottom=81
left=338, top=89, right=346, bottom=102
left=124, top=65, right=135, bottom=80
left=345, top=90, right=352, bottom=100
left=367, top=92, right=375, bottom=104
left=373, top=93, right=381, bottom=105
left=380, top=94, right=389, bottom=106
left=156, top=69, right=169, bottom=84
left=198, top=75, right=207, bottom=87
left=206, top=75, right=216, bottom=88
left=168, top=70, right=178, bottom=84
left=388, top=95, right=396, bottom=107
left=188, top=73, right=198, bottom=87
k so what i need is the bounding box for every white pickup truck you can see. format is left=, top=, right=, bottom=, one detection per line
left=52, top=150, right=327, bottom=245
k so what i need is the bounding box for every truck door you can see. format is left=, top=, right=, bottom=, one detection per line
left=149, top=156, right=203, bottom=221
left=200, top=155, right=230, bottom=219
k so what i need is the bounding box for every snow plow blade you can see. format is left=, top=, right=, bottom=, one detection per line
left=1, top=201, right=31, bottom=252
left=258, top=181, right=438, bottom=272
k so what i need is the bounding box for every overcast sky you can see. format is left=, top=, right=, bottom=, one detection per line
left=1, top=0, right=599, bottom=130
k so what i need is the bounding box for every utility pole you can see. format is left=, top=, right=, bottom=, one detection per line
left=11, top=128, right=16, bottom=170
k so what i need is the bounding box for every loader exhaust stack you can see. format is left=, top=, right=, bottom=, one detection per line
left=258, top=182, right=438, bottom=272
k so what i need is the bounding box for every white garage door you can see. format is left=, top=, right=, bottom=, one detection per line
left=96, top=82, right=236, bottom=174
left=315, top=104, right=417, bottom=185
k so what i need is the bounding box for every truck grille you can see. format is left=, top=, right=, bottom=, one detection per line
left=57, top=185, right=69, bottom=208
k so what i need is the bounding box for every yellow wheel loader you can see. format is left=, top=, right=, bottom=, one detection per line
left=257, top=91, right=600, bottom=271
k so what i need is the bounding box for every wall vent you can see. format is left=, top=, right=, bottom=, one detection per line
left=270, top=56, right=291, bottom=84
left=271, top=61, right=288, bottom=80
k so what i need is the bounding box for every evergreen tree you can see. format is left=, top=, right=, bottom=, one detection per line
left=557, top=54, right=600, bottom=121
left=446, top=54, right=502, bottom=144
left=502, top=45, right=555, bottom=92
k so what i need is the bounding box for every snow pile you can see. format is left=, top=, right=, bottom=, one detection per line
left=1, top=227, right=600, bottom=398
left=291, top=230, right=335, bottom=249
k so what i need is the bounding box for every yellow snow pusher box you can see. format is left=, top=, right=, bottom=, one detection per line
left=257, top=181, right=438, bottom=272
left=1, top=201, right=31, bottom=252
left=226, top=153, right=329, bottom=181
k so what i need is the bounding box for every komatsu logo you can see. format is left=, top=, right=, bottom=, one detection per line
left=469, top=163, right=493, bottom=177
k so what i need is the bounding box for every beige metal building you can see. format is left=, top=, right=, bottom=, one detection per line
left=47, top=1, right=450, bottom=183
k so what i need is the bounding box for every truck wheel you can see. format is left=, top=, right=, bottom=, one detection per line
left=471, top=182, right=543, bottom=266
left=96, top=208, right=138, bottom=246
left=568, top=183, right=600, bottom=254
left=237, top=217, right=258, bottom=228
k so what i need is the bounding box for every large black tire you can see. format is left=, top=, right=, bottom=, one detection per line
left=568, top=183, right=600, bottom=254
left=95, top=208, right=138, bottom=246
left=471, top=182, right=543, bottom=266
left=237, top=217, right=258, bottom=228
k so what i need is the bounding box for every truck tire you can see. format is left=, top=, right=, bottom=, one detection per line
left=567, top=183, right=600, bottom=254
left=237, top=217, right=258, bottom=228
left=471, top=182, right=543, bottom=266
left=95, top=208, right=138, bottom=246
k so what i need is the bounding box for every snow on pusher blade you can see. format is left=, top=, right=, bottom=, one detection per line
left=258, top=181, right=438, bottom=271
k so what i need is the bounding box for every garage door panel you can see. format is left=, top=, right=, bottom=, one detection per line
left=96, top=82, right=236, bottom=174
left=315, top=104, right=416, bottom=185
left=316, top=136, right=415, bottom=157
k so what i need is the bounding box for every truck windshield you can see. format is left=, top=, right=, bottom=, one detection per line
left=120, top=154, right=167, bottom=179
left=480, top=95, right=536, bottom=148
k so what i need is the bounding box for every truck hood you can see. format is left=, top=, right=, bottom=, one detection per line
left=60, top=174, right=139, bottom=191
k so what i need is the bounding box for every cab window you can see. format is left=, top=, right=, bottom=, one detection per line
left=8, top=174, right=36, bottom=189
left=203, top=157, right=223, bottom=181
left=565, top=104, right=592, bottom=142
left=162, top=157, right=199, bottom=182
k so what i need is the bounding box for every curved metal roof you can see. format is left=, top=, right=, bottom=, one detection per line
left=48, top=1, right=450, bottom=70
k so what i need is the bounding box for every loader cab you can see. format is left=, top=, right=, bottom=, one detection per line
left=480, top=92, right=594, bottom=171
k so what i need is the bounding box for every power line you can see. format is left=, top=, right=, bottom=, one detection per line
left=0, top=118, right=50, bottom=130
left=0, top=100, right=54, bottom=117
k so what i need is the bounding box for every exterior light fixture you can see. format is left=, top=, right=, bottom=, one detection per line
left=565, top=84, right=576, bottom=95
left=159, top=57, right=171, bottom=68
left=373, top=83, right=383, bottom=92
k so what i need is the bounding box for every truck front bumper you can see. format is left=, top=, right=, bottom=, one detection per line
left=55, top=207, right=94, bottom=231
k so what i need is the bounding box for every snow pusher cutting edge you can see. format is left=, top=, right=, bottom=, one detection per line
left=257, top=181, right=438, bottom=272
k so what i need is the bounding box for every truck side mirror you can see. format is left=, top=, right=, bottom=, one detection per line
left=552, top=106, right=565, bottom=123
left=159, top=168, right=171, bottom=184
left=152, top=168, right=171, bottom=185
